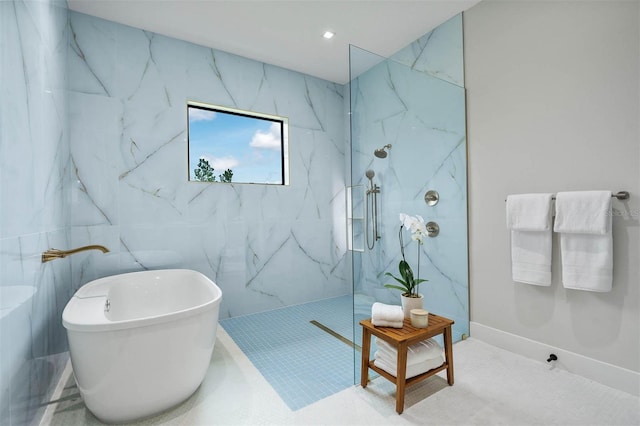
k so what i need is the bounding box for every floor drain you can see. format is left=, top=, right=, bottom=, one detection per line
left=309, top=320, right=361, bottom=351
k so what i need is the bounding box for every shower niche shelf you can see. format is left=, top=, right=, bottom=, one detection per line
left=347, top=185, right=365, bottom=252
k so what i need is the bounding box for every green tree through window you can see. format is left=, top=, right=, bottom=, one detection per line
left=194, top=158, right=215, bottom=182
left=219, top=169, right=233, bottom=183
left=194, top=158, right=234, bottom=183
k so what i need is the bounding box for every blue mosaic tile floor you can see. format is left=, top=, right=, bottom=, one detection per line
left=220, top=295, right=356, bottom=411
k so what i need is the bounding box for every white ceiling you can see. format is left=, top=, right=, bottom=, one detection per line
left=67, top=0, right=481, bottom=84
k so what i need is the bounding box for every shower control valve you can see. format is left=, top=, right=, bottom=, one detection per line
left=426, top=222, right=439, bottom=237
left=424, top=190, right=439, bottom=206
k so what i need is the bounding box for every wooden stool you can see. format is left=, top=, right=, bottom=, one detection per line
left=360, top=314, right=454, bottom=414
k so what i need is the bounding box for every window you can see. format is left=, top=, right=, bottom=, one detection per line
left=187, top=101, right=289, bottom=185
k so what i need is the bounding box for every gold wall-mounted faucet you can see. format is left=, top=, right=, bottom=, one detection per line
left=42, top=245, right=110, bottom=263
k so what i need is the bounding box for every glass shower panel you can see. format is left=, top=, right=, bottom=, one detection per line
left=349, top=45, right=469, bottom=382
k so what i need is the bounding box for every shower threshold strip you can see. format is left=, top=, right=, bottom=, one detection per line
left=309, top=320, right=361, bottom=352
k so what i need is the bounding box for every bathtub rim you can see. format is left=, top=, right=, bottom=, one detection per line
left=62, top=269, right=221, bottom=333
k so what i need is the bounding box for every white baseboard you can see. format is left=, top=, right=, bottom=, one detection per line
left=470, top=321, right=640, bottom=396
left=39, top=358, right=74, bottom=426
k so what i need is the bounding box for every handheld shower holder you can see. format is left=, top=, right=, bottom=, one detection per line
left=365, top=170, right=381, bottom=249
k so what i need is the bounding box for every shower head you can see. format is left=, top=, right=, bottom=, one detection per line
left=365, top=169, right=375, bottom=191
left=365, top=169, right=375, bottom=180
left=374, top=144, right=392, bottom=158
left=374, top=149, right=386, bottom=158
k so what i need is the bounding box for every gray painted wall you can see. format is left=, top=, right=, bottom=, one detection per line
left=465, top=0, right=639, bottom=372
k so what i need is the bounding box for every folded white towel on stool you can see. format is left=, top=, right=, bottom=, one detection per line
left=554, top=191, right=613, bottom=292
left=506, top=193, right=554, bottom=286
left=371, top=302, right=404, bottom=322
left=375, top=349, right=442, bottom=368
left=370, top=319, right=404, bottom=328
left=375, top=337, right=443, bottom=364
left=374, top=354, right=445, bottom=379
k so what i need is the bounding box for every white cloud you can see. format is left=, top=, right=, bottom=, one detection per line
left=189, top=108, right=216, bottom=123
left=200, top=155, right=239, bottom=171
left=249, top=122, right=282, bottom=150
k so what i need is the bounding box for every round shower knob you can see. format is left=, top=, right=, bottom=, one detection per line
left=426, top=222, right=439, bottom=237
left=424, top=190, right=439, bottom=206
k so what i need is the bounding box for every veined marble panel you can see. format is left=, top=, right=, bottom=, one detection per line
left=0, top=229, right=72, bottom=426
left=350, top=23, right=469, bottom=337
left=68, top=11, right=349, bottom=317
left=390, top=14, right=464, bottom=87
left=1, top=1, right=71, bottom=425
left=1, top=0, right=69, bottom=238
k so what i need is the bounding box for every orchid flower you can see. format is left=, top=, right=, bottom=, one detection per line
left=399, top=213, right=428, bottom=244
left=385, top=213, right=429, bottom=297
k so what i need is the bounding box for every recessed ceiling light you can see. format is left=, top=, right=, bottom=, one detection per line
left=322, top=31, right=335, bottom=40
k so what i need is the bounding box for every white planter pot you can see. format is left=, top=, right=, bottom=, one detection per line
left=400, top=294, right=424, bottom=318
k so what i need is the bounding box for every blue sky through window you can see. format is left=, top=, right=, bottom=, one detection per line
left=188, top=104, right=285, bottom=184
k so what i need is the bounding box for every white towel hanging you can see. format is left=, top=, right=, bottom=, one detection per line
left=554, top=191, right=613, bottom=292
left=506, top=193, right=554, bottom=286
left=554, top=191, right=612, bottom=234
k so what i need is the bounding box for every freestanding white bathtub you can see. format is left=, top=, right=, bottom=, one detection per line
left=62, top=269, right=222, bottom=423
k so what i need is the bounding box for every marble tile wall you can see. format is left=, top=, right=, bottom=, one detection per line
left=350, top=15, right=469, bottom=338
left=1, top=5, right=350, bottom=424
left=0, top=6, right=467, bottom=424
left=0, top=0, right=71, bottom=424
left=390, top=14, right=464, bottom=87
left=67, top=11, right=350, bottom=318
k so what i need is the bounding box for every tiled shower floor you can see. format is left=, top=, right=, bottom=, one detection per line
left=219, top=295, right=356, bottom=411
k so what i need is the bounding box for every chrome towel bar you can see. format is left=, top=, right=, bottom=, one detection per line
left=505, top=191, right=629, bottom=202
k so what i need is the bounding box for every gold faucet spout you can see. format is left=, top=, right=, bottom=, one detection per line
left=42, top=245, right=110, bottom=263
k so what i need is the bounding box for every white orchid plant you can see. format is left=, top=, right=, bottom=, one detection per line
left=384, top=213, right=429, bottom=298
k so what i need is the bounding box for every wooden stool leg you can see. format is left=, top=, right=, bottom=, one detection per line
left=360, top=328, right=371, bottom=388
left=395, top=342, right=409, bottom=414
left=444, top=326, right=454, bottom=385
